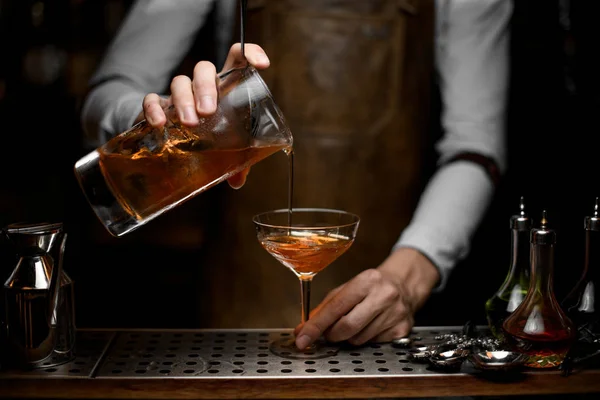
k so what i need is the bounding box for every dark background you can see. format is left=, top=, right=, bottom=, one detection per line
left=0, top=0, right=598, bottom=330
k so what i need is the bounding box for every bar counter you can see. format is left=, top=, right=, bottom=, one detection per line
left=1, top=326, right=599, bottom=399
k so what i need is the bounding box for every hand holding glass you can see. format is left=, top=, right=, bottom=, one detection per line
left=253, top=208, right=360, bottom=359
left=74, top=66, right=292, bottom=237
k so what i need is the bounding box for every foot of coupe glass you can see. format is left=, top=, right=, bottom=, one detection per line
left=269, top=337, right=340, bottom=360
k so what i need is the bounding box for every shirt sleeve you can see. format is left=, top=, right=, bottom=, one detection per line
left=393, top=0, right=513, bottom=291
left=80, top=0, right=218, bottom=149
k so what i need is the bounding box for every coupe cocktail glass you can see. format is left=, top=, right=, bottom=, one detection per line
left=253, top=208, right=360, bottom=359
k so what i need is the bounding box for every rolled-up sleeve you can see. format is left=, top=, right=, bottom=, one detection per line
left=393, top=0, right=512, bottom=291
left=80, top=0, right=217, bottom=149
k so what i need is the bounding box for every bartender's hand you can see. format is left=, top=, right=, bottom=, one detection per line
left=136, top=43, right=270, bottom=189
left=293, top=248, right=440, bottom=349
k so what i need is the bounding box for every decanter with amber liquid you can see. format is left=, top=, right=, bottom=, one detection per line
left=502, top=211, right=576, bottom=368
left=561, top=198, right=600, bottom=356
left=485, top=197, right=532, bottom=339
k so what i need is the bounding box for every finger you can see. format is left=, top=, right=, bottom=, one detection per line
left=324, top=292, right=392, bottom=344
left=324, top=280, right=405, bottom=344
left=192, top=61, right=218, bottom=117
left=294, top=285, right=345, bottom=336
left=227, top=167, right=251, bottom=189
left=343, top=305, right=410, bottom=346
left=142, top=93, right=168, bottom=127
left=343, top=286, right=413, bottom=345
left=325, top=310, right=379, bottom=345
left=343, top=311, right=391, bottom=346
left=222, top=43, right=270, bottom=72
left=294, top=278, right=370, bottom=350
left=369, top=317, right=414, bottom=345
left=319, top=285, right=346, bottom=308
left=170, top=74, right=199, bottom=125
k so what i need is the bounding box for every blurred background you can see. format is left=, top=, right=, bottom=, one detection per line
left=0, top=0, right=598, bottom=331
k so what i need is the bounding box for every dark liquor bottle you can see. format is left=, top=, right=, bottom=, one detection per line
left=485, top=197, right=532, bottom=339
left=502, top=211, right=576, bottom=368
left=562, top=198, right=600, bottom=342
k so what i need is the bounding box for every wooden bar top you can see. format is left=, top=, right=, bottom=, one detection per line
left=0, top=327, right=599, bottom=399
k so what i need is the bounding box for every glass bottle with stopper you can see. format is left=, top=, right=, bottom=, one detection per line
left=562, top=197, right=600, bottom=347
left=502, top=210, right=576, bottom=368
left=485, top=196, right=532, bottom=340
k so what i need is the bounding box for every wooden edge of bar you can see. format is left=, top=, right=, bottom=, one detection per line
left=1, top=370, right=599, bottom=399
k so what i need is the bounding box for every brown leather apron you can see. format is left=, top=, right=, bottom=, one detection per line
left=196, top=0, right=437, bottom=328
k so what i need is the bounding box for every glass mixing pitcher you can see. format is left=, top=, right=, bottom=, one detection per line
left=74, top=66, right=293, bottom=237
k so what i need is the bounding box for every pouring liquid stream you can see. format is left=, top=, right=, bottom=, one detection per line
left=238, top=1, right=293, bottom=226
left=285, top=148, right=294, bottom=231
left=240, top=0, right=248, bottom=59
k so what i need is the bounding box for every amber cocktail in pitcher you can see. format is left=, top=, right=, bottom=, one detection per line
left=253, top=208, right=360, bottom=359
left=74, top=66, right=292, bottom=237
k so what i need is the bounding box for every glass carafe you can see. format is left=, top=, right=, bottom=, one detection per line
left=562, top=198, right=600, bottom=354
left=74, top=66, right=293, bottom=237
left=502, top=211, right=575, bottom=368
left=485, top=197, right=532, bottom=339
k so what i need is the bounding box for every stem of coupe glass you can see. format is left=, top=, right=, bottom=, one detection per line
left=300, top=277, right=312, bottom=326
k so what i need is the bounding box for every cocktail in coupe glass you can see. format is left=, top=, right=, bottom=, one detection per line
left=253, top=208, right=360, bottom=359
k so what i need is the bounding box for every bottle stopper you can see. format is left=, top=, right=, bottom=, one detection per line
left=510, top=196, right=533, bottom=231
left=584, top=197, right=600, bottom=232
left=531, top=210, right=556, bottom=245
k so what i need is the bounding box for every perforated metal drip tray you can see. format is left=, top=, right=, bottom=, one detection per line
left=2, top=327, right=469, bottom=379
left=97, top=328, right=452, bottom=378
left=0, top=330, right=115, bottom=378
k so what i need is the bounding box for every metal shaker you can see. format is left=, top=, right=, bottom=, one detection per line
left=1, top=222, right=76, bottom=369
